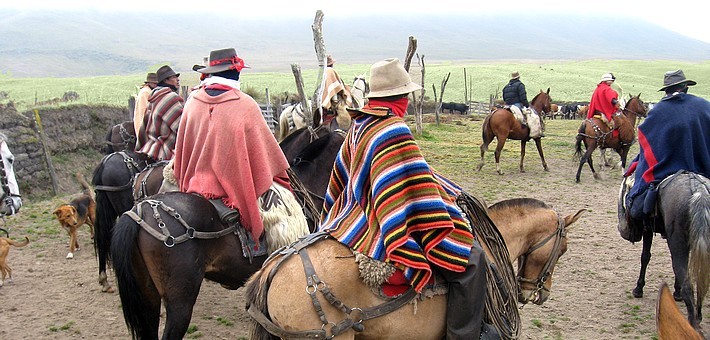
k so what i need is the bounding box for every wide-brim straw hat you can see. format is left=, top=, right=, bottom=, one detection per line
left=511, top=71, right=520, bottom=79
left=658, top=69, right=696, bottom=91
left=366, top=58, right=422, bottom=98
left=198, top=48, right=250, bottom=74
left=156, top=65, right=179, bottom=83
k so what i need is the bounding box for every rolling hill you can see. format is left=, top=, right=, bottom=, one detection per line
left=1, top=9, right=709, bottom=78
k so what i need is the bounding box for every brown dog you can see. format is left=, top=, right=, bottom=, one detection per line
left=53, top=173, right=96, bottom=259
left=0, top=236, right=30, bottom=287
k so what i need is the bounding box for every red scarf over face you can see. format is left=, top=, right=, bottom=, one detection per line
left=367, top=98, right=409, bottom=117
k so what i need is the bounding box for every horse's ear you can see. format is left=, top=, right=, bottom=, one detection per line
left=563, top=209, right=587, bottom=230
left=546, top=87, right=550, bottom=95
left=637, top=93, right=641, bottom=99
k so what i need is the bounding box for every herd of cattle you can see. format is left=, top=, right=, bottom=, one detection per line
left=439, top=101, right=591, bottom=119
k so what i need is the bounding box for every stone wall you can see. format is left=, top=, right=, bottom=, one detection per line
left=0, top=103, right=129, bottom=198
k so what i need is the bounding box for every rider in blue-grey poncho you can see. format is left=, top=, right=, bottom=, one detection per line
left=624, top=70, right=710, bottom=222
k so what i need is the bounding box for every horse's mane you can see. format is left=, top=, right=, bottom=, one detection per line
left=294, top=133, right=333, bottom=164
left=279, top=126, right=309, bottom=146
left=489, top=198, right=550, bottom=211
left=0, top=132, right=7, bottom=144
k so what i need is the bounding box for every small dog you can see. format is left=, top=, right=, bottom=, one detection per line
left=53, top=173, right=95, bottom=259
left=0, top=236, right=29, bottom=287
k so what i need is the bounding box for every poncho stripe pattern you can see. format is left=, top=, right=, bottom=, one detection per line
left=320, top=113, right=474, bottom=292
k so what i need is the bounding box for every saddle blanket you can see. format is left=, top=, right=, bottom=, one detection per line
left=509, top=106, right=543, bottom=138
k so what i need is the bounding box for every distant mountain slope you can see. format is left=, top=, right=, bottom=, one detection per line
left=1, top=10, right=708, bottom=78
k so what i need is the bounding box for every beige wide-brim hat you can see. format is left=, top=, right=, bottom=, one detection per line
left=511, top=71, right=520, bottom=79
left=366, top=58, right=422, bottom=98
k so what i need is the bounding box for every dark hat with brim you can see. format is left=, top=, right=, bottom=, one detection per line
left=198, top=48, right=249, bottom=74
left=145, top=72, right=158, bottom=83
left=659, top=69, right=696, bottom=91
left=192, top=65, right=205, bottom=72
left=156, top=65, right=180, bottom=83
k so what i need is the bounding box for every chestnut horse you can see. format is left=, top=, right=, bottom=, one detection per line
left=246, top=198, right=586, bottom=340
left=477, top=89, right=552, bottom=175
left=574, top=94, right=647, bottom=182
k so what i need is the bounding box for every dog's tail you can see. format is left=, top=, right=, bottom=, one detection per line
left=76, top=172, right=94, bottom=200
left=5, top=236, right=30, bottom=248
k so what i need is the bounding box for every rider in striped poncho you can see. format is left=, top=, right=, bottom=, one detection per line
left=319, top=58, right=496, bottom=340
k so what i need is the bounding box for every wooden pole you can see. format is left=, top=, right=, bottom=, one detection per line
left=463, top=68, right=468, bottom=104
left=291, top=64, right=312, bottom=120
left=32, top=109, right=58, bottom=196
left=403, top=36, right=417, bottom=72
left=311, top=10, right=326, bottom=127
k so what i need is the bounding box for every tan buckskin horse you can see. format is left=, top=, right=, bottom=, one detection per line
left=246, top=197, right=586, bottom=339
left=656, top=282, right=705, bottom=340
left=574, top=94, right=647, bottom=182
left=477, top=89, right=552, bottom=175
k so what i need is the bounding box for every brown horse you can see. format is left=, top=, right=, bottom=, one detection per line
left=108, top=125, right=345, bottom=339
left=574, top=94, right=647, bottom=182
left=477, top=89, right=552, bottom=175
left=245, top=198, right=586, bottom=339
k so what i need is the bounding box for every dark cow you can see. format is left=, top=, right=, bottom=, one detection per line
left=441, top=102, right=469, bottom=114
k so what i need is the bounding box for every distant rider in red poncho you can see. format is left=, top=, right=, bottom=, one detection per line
left=587, top=72, right=620, bottom=129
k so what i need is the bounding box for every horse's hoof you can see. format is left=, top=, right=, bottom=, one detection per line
left=476, top=164, right=484, bottom=171
left=593, top=173, right=601, bottom=180
left=544, top=167, right=550, bottom=172
left=673, top=290, right=683, bottom=301
left=520, top=169, right=526, bottom=173
left=66, top=253, right=74, bottom=259
left=632, top=288, right=643, bottom=298
left=102, top=286, right=115, bottom=293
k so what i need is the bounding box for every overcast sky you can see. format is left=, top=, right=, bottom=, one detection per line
left=4, top=0, right=710, bottom=43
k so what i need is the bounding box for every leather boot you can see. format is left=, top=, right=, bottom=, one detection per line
left=439, top=241, right=493, bottom=340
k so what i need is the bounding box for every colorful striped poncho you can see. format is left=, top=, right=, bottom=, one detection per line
left=319, top=110, right=474, bottom=293
left=137, top=86, right=184, bottom=161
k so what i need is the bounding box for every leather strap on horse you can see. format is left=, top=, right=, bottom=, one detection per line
left=94, top=151, right=145, bottom=192
left=247, top=231, right=418, bottom=339
left=123, top=199, right=236, bottom=247
left=517, top=213, right=566, bottom=302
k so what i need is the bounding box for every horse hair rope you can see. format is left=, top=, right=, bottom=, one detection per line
left=457, top=192, right=521, bottom=340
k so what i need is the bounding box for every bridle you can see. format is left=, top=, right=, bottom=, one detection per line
left=620, top=97, right=647, bottom=128
left=105, top=122, right=137, bottom=150
left=516, top=213, right=566, bottom=303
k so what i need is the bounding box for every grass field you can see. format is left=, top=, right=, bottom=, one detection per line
left=1, top=59, right=708, bottom=112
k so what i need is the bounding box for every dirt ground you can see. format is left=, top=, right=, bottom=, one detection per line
left=0, top=116, right=708, bottom=339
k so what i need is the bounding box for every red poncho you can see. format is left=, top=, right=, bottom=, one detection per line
left=587, top=82, right=618, bottom=121
left=174, top=87, right=289, bottom=241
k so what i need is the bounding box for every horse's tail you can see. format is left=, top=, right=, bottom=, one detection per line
left=245, top=260, right=280, bottom=340
left=91, top=162, right=115, bottom=274
left=111, top=213, right=154, bottom=339
left=481, top=113, right=493, bottom=148
left=574, top=121, right=586, bottom=160
left=688, top=179, right=710, bottom=310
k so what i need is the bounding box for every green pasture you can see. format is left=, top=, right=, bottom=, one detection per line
left=0, top=59, right=708, bottom=112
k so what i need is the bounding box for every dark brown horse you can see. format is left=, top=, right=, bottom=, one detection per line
left=574, top=94, right=647, bottom=182
left=477, top=89, right=552, bottom=174
left=109, top=125, right=345, bottom=339
left=103, top=121, right=136, bottom=155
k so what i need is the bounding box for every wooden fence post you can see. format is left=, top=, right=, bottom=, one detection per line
left=32, top=109, right=58, bottom=196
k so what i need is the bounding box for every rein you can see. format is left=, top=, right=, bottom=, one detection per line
left=247, top=232, right=417, bottom=339
left=105, top=123, right=137, bottom=150
left=517, top=213, right=566, bottom=304
left=123, top=199, right=236, bottom=247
